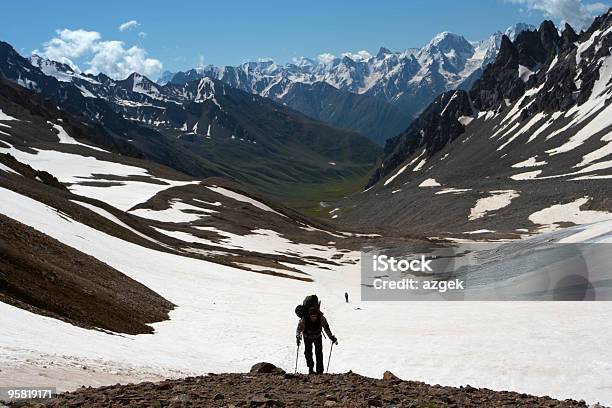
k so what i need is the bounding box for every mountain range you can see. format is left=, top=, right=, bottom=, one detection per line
left=161, top=24, right=535, bottom=144
left=336, top=12, right=612, bottom=237
left=1, top=43, right=380, bottom=208
left=2, top=14, right=610, bottom=235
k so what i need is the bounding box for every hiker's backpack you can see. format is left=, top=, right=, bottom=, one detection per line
left=294, top=294, right=321, bottom=318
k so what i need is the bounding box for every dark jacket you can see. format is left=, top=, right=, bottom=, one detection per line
left=296, top=312, right=334, bottom=340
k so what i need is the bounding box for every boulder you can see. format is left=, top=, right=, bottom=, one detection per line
left=382, top=371, right=400, bottom=381
left=250, top=362, right=286, bottom=375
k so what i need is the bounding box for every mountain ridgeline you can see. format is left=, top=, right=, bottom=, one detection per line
left=0, top=43, right=381, bottom=206
left=162, top=24, right=535, bottom=144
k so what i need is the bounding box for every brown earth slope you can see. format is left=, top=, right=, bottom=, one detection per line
left=0, top=214, right=174, bottom=334
left=7, top=364, right=591, bottom=407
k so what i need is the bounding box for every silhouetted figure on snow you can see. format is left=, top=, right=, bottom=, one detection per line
left=345, top=292, right=349, bottom=303
left=295, top=295, right=337, bottom=374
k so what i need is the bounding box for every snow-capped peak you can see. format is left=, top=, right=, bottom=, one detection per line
left=124, top=72, right=163, bottom=99
left=426, top=31, right=473, bottom=50
left=291, top=57, right=316, bottom=68
left=29, top=55, right=82, bottom=82
left=376, top=47, right=393, bottom=58
left=505, top=22, right=537, bottom=41
left=160, top=23, right=537, bottom=118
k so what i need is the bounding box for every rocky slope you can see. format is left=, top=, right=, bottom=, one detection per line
left=267, top=81, right=412, bottom=145
left=0, top=213, right=174, bottom=335
left=6, top=364, right=591, bottom=407
left=0, top=77, right=388, bottom=334
left=336, top=11, right=612, bottom=237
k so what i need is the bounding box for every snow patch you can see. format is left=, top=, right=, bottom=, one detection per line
left=0, top=162, right=18, bottom=175
left=465, top=229, right=495, bottom=234
left=130, top=201, right=217, bottom=223
left=71, top=200, right=162, bottom=245
left=529, top=196, right=612, bottom=232
left=518, top=65, right=534, bottom=82
left=435, top=188, right=471, bottom=195
left=457, top=116, right=474, bottom=126
left=0, top=109, right=19, bottom=122
left=50, top=123, right=108, bottom=152
left=418, top=178, right=441, bottom=187
left=0, top=141, right=198, bottom=211
left=469, top=190, right=519, bottom=220
left=412, top=158, right=427, bottom=172
left=511, top=157, right=547, bottom=168
left=384, top=164, right=408, bottom=186
left=206, top=186, right=286, bottom=217
left=510, top=170, right=542, bottom=180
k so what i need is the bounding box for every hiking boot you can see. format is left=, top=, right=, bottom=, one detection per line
left=308, top=367, right=314, bottom=375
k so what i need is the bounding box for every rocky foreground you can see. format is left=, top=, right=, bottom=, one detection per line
left=5, top=363, right=595, bottom=408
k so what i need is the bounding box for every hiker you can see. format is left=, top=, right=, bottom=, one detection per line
left=345, top=292, right=349, bottom=303
left=295, top=295, right=337, bottom=374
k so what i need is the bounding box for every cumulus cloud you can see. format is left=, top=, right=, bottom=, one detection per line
left=508, top=0, right=609, bottom=29
left=341, top=50, right=372, bottom=61
left=118, top=20, right=140, bottom=32
left=35, top=28, right=162, bottom=79
left=317, top=53, right=336, bottom=64
left=33, top=29, right=100, bottom=71
left=88, top=41, right=162, bottom=79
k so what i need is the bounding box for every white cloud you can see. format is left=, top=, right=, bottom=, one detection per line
left=118, top=20, right=140, bottom=32
left=33, top=28, right=101, bottom=70
left=35, top=28, right=162, bottom=79
left=317, top=53, right=336, bottom=64
left=341, top=50, right=372, bottom=61
left=88, top=41, right=162, bottom=79
left=508, top=0, right=608, bottom=29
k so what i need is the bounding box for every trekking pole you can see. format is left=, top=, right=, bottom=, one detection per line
left=294, top=342, right=300, bottom=374
left=326, top=341, right=334, bottom=374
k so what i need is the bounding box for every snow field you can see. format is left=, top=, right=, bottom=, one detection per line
left=0, top=187, right=612, bottom=405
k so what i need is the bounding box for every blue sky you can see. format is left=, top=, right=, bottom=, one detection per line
left=1, top=0, right=609, bottom=79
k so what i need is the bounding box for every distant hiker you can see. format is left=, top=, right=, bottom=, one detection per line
left=345, top=292, right=349, bottom=303
left=295, top=295, right=337, bottom=374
